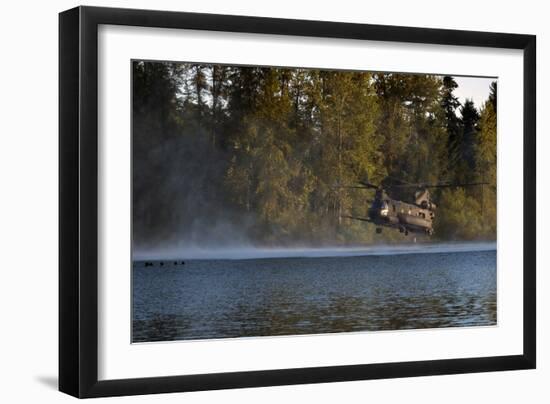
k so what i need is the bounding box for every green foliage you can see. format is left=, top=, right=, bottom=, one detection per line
left=475, top=83, right=497, bottom=237
left=436, top=188, right=482, bottom=239
left=436, top=82, right=497, bottom=239
left=133, top=62, right=497, bottom=246
left=441, top=76, right=462, bottom=178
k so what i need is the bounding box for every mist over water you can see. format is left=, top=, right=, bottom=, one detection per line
left=133, top=241, right=496, bottom=261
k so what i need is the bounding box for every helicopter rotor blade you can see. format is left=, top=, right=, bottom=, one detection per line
left=343, top=215, right=374, bottom=223
left=358, top=181, right=379, bottom=189
left=336, top=186, right=376, bottom=191
left=419, top=182, right=489, bottom=189
left=385, top=181, right=489, bottom=189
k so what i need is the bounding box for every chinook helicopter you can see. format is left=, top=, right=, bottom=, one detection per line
left=342, top=178, right=487, bottom=236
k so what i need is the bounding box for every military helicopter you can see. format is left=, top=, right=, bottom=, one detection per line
left=341, top=178, right=487, bottom=236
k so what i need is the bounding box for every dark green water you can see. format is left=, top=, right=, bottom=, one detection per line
left=132, top=249, right=496, bottom=342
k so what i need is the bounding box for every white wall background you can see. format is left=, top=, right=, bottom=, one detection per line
left=0, top=0, right=546, bottom=402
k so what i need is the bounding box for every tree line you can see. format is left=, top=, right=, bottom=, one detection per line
left=132, top=61, right=497, bottom=247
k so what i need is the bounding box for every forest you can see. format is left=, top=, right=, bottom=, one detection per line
left=132, top=61, right=497, bottom=249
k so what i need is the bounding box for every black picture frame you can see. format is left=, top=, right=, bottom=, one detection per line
left=59, top=5, right=536, bottom=398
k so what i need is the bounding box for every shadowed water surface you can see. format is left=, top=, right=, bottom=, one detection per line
left=132, top=249, right=496, bottom=342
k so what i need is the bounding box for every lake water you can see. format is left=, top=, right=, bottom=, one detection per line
left=132, top=247, right=496, bottom=342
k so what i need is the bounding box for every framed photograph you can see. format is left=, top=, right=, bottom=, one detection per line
left=59, top=6, right=536, bottom=398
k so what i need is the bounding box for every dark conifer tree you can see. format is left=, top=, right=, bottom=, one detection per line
left=459, top=99, right=481, bottom=176
left=440, top=76, right=462, bottom=178
left=488, top=81, right=497, bottom=111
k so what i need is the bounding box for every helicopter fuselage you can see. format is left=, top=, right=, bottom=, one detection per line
left=367, top=194, right=435, bottom=235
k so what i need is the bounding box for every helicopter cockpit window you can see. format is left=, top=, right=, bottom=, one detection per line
left=380, top=201, right=389, bottom=216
